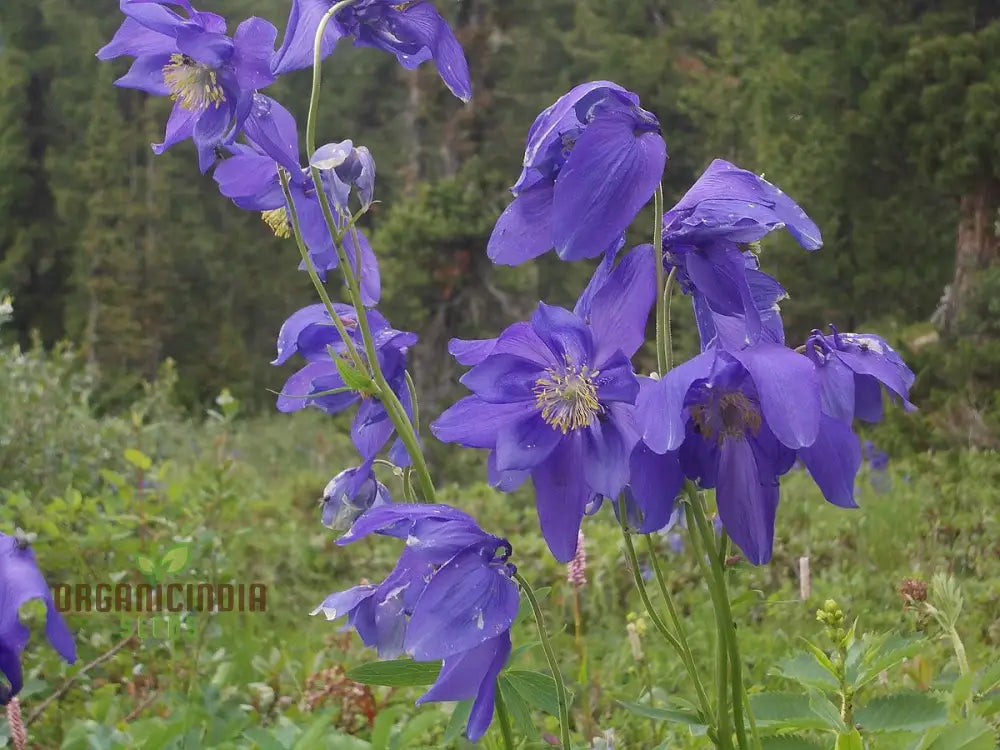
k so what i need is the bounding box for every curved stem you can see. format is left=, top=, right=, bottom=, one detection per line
left=303, top=9, right=436, bottom=503
left=513, top=571, right=571, bottom=749
left=494, top=685, right=516, bottom=750
left=643, top=534, right=713, bottom=721
left=663, top=266, right=677, bottom=371
left=652, top=184, right=666, bottom=375
left=278, top=171, right=365, bottom=373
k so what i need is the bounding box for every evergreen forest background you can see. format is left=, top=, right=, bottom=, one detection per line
left=2, top=0, right=998, bottom=438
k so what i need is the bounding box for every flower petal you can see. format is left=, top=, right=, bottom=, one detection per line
left=730, top=344, right=820, bottom=449
left=495, top=413, right=561, bottom=472
left=460, top=354, right=544, bottom=404
left=639, top=353, right=714, bottom=453
left=391, top=2, right=472, bottom=102
left=273, top=0, right=345, bottom=74
left=716, top=438, right=779, bottom=565
left=431, top=396, right=535, bottom=449
left=530, top=435, right=590, bottom=562
left=487, top=181, right=555, bottom=265
left=552, top=115, right=666, bottom=261
left=585, top=243, right=656, bottom=360
left=530, top=303, right=594, bottom=367
left=627, top=443, right=684, bottom=533
left=798, top=414, right=861, bottom=509
left=582, top=417, right=629, bottom=499
left=115, top=53, right=172, bottom=95
left=405, top=550, right=518, bottom=660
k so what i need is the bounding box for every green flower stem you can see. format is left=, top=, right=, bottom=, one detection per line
left=278, top=171, right=365, bottom=373
left=663, top=266, right=677, bottom=371
left=513, top=571, right=571, bottom=749
left=652, top=183, right=667, bottom=375
left=404, top=370, right=421, bottom=433
left=642, top=534, right=713, bottom=721
left=494, top=686, right=516, bottom=750
left=683, top=498, right=733, bottom=749
left=685, top=487, right=755, bottom=750
left=303, top=10, right=437, bottom=503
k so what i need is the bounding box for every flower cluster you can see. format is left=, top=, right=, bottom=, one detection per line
left=97, top=0, right=917, bottom=740
left=1, top=534, right=77, bottom=705
left=313, top=504, right=518, bottom=740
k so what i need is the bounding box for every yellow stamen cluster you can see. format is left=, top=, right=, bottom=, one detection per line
left=690, top=391, right=761, bottom=444
left=261, top=208, right=292, bottom=238
left=162, top=53, right=225, bottom=112
left=534, top=364, right=602, bottom=434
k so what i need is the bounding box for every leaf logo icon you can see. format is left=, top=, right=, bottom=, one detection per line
left=135, top=543, right=192, bottom=582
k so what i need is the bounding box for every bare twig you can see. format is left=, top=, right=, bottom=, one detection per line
left=123, top=690, right=159, bottom=722
left=26, top=624, right=137, bottom=726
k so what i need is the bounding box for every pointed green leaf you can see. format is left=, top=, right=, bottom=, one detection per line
left=160, top=544, right=191, bottom=574
left=834, top=729, right=864, bottom=750
left=345, top=660, right=441, bottom=687
left=504, top=669, right=571, bottom=718
left=616, top=700, right=707, bottom=728
left=371, top=705, right=407, bottom=750
left=807, top=688, right=847, bottom=731
left=854, top=692, right=948, bottom=733
left=333, top=354, right=374, bottom=393
left=774, top=652, right=840, bottom=691
left=925, top=719, right=996, bottom=750
left=748, top=692, right=832, bottom=732
left=499, top=675, right=539, bottom=739
left=124, top=448, right=153, bottom=471
left=760, top=737, right=826, bottom=750
left=442, top=701, right=473, bottom=745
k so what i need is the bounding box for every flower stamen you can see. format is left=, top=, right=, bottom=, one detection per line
left=162, top=53, right=225, bottom=112
left=691, top=391, right=761, bottom=444
left=534, top=364, right=602, bottom=433
left=261, top=208, right=292, bottom=238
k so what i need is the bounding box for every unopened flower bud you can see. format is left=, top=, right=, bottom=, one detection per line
left=626, top=622, right=644, bottom=662
left=321, top=464, right=391, bottom=532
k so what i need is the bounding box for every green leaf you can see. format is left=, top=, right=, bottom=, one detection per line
left=925, top=719, right=997, bottom=750
left=951, top=672, right=976, bottom=713
left=160, top=543, right=191, bottom=574
left=392, top=708, right=446, bottom=748
left=503, top=669, right=571, bottom=718
left=499, top=675, right=539, bottom=739
left=834, top=729, right=864, bottom=750
left=346, top=660, right=441, bottom=687
left=371, top=705, right=407, bottom=750
left=978, top=660, right=1000, bottom=694
left=136, top=555, right=156, bottom=575
left=292, top=715, right=350, bottom=750
left=442, top=701, right=473, bottom=745
left=854, top=692, right=948, bottom=733
left=616, top=700, right=707, bottom=728
left=760, top=737, right=825, bottom=750
left=807, top=689, right=847, bottom=731
left=333, top=355, right=374, bottom=393
left=774, top=652, right=840, bottom=691
left=748, top=692, right=832, bottom=733
left=124, top=448, right=152, bottom=471
left=100, top=469, right=127, bottom=488
left=856, top=634, right=924, bottom=688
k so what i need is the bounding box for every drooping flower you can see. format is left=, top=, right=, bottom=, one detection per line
left=273, top=302, right=417, bottom=464
left=662, top=159, right=821, bottom=342
left=321, top=461, right=391, bottom=531
left=213, top=141, right=381, bottom=304
left=433, top=246, right=655, bottom=561
left=97, top=1, right=283, bottom=172
left=635, top=344, right=821, bottom=564
left=804, top=327, right=916, bottom=424
left=1, top=534, right=77, bottom=704
left=313, top=504, right=517, bottom=741
left=488, top=82, right=667, bottom=265
left=273, top=0, right=471, bottom=102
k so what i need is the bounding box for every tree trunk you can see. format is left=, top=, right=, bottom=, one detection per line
left=934, top=181, right=1000, bottom=334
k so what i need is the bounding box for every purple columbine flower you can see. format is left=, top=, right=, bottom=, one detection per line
left=273, top=0, right=471, bottom=102
left=313, top=504, right=517, bottom=741
left=273, top=302, right=417, bottom=464
left=488, top=82, right=667, bottom=265
left=433, top=246, right=655, bottom=561
left=662, top=159, right=821, bottom=342
left=1, top=534, right=77, bottom=704
left=213, top=141, right=381, bottom=304
left=321, top=461, right=391, bottom=531
left=805, top=327, right=916, bottom=424
left=634, top=344, right=820, bottom=564
left=97, top=1, right=283, bottom=172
